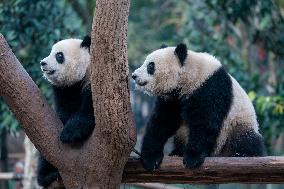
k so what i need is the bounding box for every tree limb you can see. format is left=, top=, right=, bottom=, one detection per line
left=123, top=156, right=284, bottom=184
left=0, top=34, right=66, bottom=167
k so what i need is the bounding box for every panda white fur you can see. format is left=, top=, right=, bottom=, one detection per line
left=132, top=43, right=265, bottom=170
left=37, top=36, right=95, bottom=187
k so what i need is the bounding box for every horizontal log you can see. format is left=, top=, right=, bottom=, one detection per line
left=0, top=173, right=17, bottom=180
left=122, top=156, right=284, bottom=184
left=3, top=156, right=284, bottom=184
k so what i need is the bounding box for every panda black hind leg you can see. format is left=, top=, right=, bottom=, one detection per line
left=37, top=154, right=61, bottom=188
left=59, top=86, right=95, bottom=144
left=181, top=67, right=233, bottom=168
left=222, top=127, right=266, bottom=157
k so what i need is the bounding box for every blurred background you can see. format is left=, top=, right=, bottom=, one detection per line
left=0, top=0, right=283, bottom=188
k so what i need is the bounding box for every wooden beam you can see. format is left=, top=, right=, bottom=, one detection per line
left=122, top=156, right=284, bottom=184
left=3, top=156, right=284, bottom=184
left=0, top=173, right=15, bottom=180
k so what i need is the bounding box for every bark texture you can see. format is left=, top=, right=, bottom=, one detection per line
left=0, top=0, right=135, bottom=188
left=0, top=34, right=64, bottom=167
left=87, top=0, right=136, bottom=187
left=123, top=156, right=284, bottom=184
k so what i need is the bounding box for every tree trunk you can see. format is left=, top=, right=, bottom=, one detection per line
left=85, top=0, right=136, bottom=187
left=0, top=0, right=135, bottom=188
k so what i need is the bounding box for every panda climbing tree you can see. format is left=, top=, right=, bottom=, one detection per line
left=0, top=0, right=136, bottom=188
left=37, top=36, right=96, bottom=188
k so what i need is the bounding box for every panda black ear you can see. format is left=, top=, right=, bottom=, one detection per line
left=174, top=43, right=188, bottom=66
left=81, top=35, right=91, bottom=49
left=54, top=38, right=62, bottom=44
left=160, top=44, right=168, bottom=49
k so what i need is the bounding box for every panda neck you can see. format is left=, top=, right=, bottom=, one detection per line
left=178, top=51, right=222, bottom=96
left=53, top=80, right=84, bottom=91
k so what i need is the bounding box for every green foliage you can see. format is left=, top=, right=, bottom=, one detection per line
left=0, top=0, right=82, bottom=133
left=249, top=91, right=284, bottom=154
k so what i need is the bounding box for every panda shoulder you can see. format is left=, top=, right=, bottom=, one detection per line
left=188, top=50, right=222, bottom=67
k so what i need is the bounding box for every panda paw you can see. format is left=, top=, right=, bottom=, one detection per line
left=183, top=152, right=207, bottom=169
left=141, top=151, right=164, bottom=171
left=60, top=125, right=86, bottom=144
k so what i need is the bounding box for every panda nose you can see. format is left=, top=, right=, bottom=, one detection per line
left=132, top=73, right=137, bottom=80
left=40, top=61, right=47, bottom=66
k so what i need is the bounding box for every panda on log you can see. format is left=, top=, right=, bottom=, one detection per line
left=37, top=36, right=95, bottom=187
left=132, top=43, right=265, bottom=171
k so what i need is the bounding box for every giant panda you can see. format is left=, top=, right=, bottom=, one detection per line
left=37, top=36, right=95, bottom=187
left=132, top=43, right=265, bottom=171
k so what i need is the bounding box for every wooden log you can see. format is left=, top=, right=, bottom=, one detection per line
left=3, top=156, right=284, bottom=184
left=122, top=156, right=284, bottom=184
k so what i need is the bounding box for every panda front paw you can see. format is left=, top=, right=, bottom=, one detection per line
left=141, top=151, right=164, bottom=171
left=38, top=172, right=60, bottom=188
left=183, top=152, right=207, bottom=168
left=60, top=123, right=86, bottom=144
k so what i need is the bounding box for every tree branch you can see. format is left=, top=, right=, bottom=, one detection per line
left=123, top=156, right=284, bottom=184
left=0, top=34, right=67, bottom=167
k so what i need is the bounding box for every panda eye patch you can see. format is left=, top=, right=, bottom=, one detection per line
left=147, top=62, right=155, bottom=75
left=55, top=52, right=64, bottom=64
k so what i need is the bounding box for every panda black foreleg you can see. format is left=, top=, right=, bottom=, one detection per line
left=37, top=154, right=60, bottom=188
left=183, top=122, right=220, bottom=168
left=141, top=97, right=181, bottom=171
left=60, top=87, right=95, bottom=144
left=60, top=113, right=95, bottom=143
left=181, top=67, right=233, bottom=168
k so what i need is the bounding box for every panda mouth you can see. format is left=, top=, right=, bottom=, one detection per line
left=136, top=81, right=148, bottom=86
left=43, top=69, right=56, bottom=75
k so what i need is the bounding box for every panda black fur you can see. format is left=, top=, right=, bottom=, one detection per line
left=37, top=36, right=95, bottom=187
left=132, top=43, right=265, bottom=170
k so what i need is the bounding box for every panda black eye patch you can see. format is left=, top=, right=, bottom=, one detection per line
left=55, top=52, right=64, bottom=64
left=147, top=62, right=155, bottom=75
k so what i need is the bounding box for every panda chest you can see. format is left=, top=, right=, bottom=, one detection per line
left=54, top=86, right=83, bottom=117
left=62, top=92, right=82, bottom=112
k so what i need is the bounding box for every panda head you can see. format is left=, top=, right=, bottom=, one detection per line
left=132, top=43, right=188, bottom=96
left=40, top=36, right=91, bottom=87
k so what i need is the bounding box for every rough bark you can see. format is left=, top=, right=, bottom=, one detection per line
left=123, top=156, right=284, bottom=184
left=0, top=0, right=135, bottom=188
left=0, top=34, right=65, bottom=167
left=86, top=0, right=136, bottom=187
